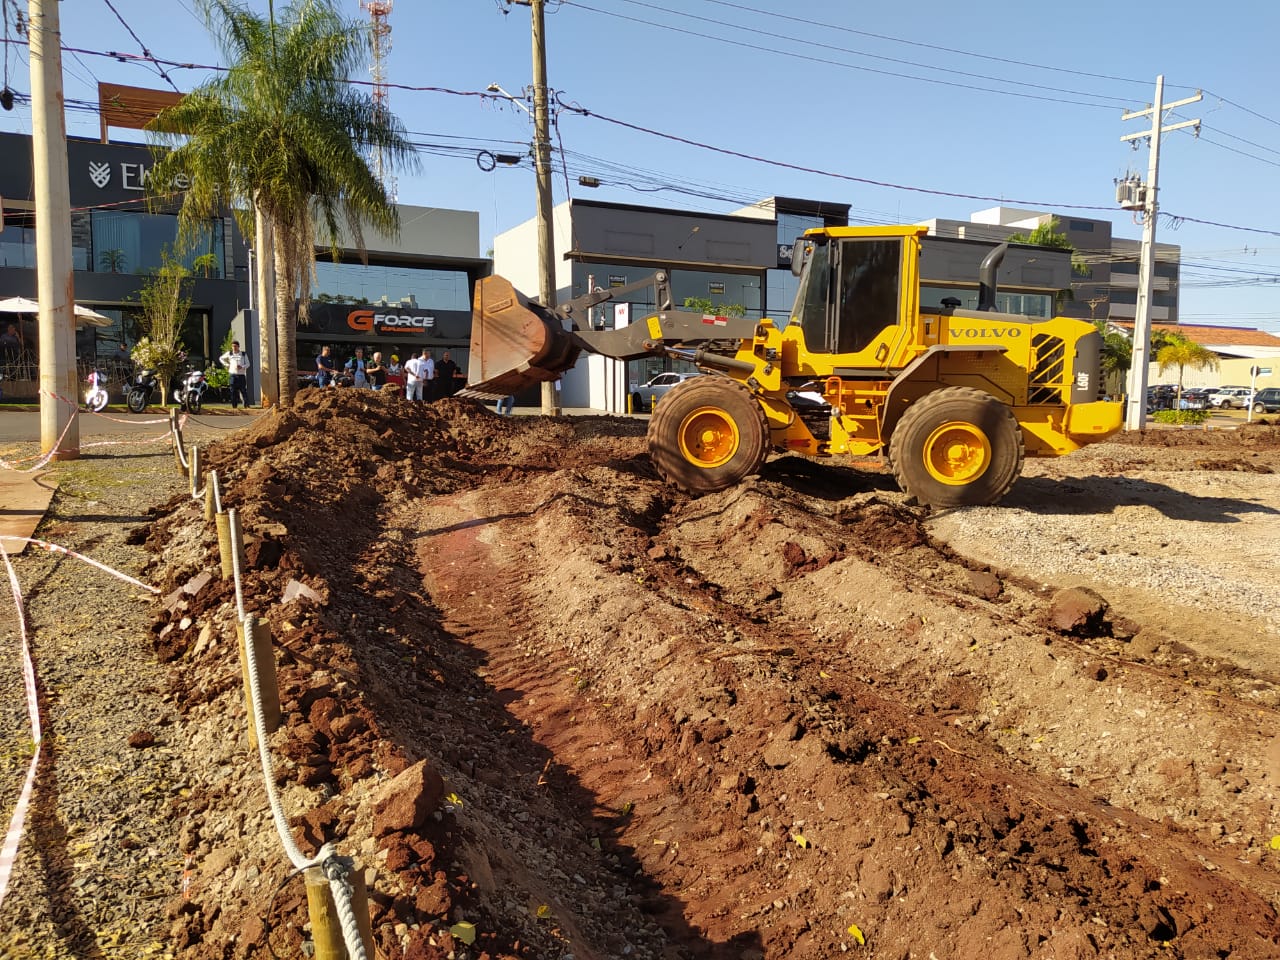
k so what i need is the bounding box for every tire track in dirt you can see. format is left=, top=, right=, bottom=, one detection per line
left=407, top=470, right=1280, bottom=959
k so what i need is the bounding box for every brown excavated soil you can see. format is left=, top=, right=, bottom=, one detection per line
left=141, top=391, right=1280, bottom=959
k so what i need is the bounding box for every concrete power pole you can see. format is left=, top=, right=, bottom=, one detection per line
left=28, top=0, right=78, bottom=458
left=529, top=0, right=560, bottom=415
left=254, top=206, right=279, bottom=407
left=1119, top=75, right=1200, bottom=431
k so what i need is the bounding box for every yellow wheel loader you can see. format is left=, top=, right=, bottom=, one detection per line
left=463, top=225, right=1122, bottom=507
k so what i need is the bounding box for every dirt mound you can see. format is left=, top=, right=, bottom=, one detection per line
left=145, top=396, right=1280, bottom=959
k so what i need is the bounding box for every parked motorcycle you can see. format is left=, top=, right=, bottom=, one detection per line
left=173, top=367, right=208, bottom=414
left=126, top=369, right=161, bottom=414
left=84, top=369, right=109, bottom=412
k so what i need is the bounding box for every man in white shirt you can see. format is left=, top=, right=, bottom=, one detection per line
left=403, top=349, right=427, bottom=402
left=219, top=340, right=251, bottom=408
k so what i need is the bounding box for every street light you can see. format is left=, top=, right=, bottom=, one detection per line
left=486, top=83, right=531, bottom=117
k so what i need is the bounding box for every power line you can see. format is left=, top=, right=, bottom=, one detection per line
left=1202, top=89, right=1280, bottom=131
left=556, top=95, right=1119, bottom=212
left=562, top=1, right=1123, bottom=110
left=99, top=0, right=180, bottom=93
left=696, top=0, right=1157, bottom=87
left=595, top=0, right=1136, bottom=106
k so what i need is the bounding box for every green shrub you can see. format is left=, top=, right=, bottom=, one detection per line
left=1152, top=408, right=1210, bottom=425
left=204, top=364, right=230, bottom=390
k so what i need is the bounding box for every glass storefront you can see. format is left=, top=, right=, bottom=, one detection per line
left=89, top=210, right=223, bottom=276
left=2, top=213, right=91, bottom=270
left=312, top=260, right=471, bottom=310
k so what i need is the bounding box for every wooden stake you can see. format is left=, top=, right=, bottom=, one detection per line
left=238, top=615, right=280, bottom=751
left=215, top=511, right=235, bottom=579
left=304, top=861, right=373, bottom=960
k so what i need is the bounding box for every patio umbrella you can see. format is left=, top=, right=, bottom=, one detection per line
left=0, top=296, right=112, bottom=328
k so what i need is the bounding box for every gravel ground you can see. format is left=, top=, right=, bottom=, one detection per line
left=4, top=413, right=1280, bottom=959
left=0, top=419, right=232, bottom=959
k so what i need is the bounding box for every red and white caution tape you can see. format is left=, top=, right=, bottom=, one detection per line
left=2, top=538, right=160, bottom=595
left=0, top=541, right=42, bottom=911
left=41, top=388, right=172, bottom=425
left=0, top=412, right=79, bottom=473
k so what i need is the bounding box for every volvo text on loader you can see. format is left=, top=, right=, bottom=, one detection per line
left=462, top=224, right=1123, bottom=507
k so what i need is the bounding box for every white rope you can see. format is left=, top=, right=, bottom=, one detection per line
left=237, top=607, right=367, bottom=958
left=323, top=854, right=370, bottom=960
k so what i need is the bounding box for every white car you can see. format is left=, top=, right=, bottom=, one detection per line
left=629, top=372, right=700, bottom=412
left=1208, top=387, right=1252, bottom=409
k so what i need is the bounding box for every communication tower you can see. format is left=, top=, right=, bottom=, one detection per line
left=361, top=0, right=396, bottom=200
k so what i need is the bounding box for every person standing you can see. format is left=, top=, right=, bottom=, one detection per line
left=346, top=347, right=368, bottom=388
left=404, top=349, right=427, bottom=401
left=437, top=350, right=460, bottom=399
left=423, top=351, right=437, bottom=401
left=367, top=351, right=387, bottom=391
left=316, top=345, right=337, bottom=387
left=220, top=340, right=252, bottom=409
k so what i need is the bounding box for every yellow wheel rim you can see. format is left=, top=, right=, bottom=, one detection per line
left=922, top=420, right=990, bottom=485
left=677, top=405, right=740, bottom=469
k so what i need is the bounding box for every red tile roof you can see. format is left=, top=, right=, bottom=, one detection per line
left=1112, top=321, right=1280, bottom=348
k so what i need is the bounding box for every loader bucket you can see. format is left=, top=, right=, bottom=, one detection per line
left=461, top=276, right=581, bottom=399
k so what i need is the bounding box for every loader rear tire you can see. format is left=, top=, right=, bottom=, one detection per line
left=889, top=387, right=1024, bottom=508
left=648, top=377, right=769, bottom=494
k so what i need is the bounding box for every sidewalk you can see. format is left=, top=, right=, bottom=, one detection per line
left=0, top=468, right=56, bottom=554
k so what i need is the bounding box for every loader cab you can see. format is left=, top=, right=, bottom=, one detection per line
left=789, top=226, right=922, bottom=363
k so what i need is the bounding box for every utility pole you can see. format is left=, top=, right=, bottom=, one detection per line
left=28, top=0, right=78, bottom=458
left=254, top=206, right=279, bottom=407
left=1119, top=75, right=1200, bottom=432
left=510, top=0, right=560, bottom=415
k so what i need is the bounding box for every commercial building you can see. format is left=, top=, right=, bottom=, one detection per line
left=0, top=127, right=489, bottom=398
left=495, top=198, right=1077, bottom=410
left=299, top=206, right=489, bottom=383
left=0, top=129, right=249, bottom=395
left=919, top=206, right=1182, bottom=325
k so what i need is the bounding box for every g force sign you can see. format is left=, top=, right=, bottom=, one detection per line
left=346, top=309, right=436, bottom=334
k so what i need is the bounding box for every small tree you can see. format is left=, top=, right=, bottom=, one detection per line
left=1156, top=333, right=1219, bottom=403
left=99, top=248, right=127, bottom=274
left=1006, top=217, right=1090, bottom=277
left=131, top=255, right=193, bottom=406
left=192, top=252, right=219, bottom=278
left=683, top=296, right=746, bottom=317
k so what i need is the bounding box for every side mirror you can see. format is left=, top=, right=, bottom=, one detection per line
left=789, top=237, right=809, bottom=277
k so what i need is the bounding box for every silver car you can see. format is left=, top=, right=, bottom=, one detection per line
left=630, top=372, right=700, bottom=412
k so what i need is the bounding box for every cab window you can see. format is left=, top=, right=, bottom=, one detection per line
left=835, top=238, right=901, bottom=354
left=792, top=239, right=832, bottom=353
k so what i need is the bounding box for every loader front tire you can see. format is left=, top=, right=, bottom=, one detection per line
left=648, top=377, right=769, bottom=494
left=889, top=387, right=1024, bottom=508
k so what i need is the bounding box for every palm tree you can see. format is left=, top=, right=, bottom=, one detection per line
left=1156, top=333, right=1219, bottom=404
left=146, top=0, right=415, bottom=406
left=1094, top=320, right=1131, bottom=397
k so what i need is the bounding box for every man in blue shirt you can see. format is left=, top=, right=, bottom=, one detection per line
left=315, top=345, right=337, bottom=387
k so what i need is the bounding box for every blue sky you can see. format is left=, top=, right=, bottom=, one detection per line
left=3, top=0, right=1279, bottom=330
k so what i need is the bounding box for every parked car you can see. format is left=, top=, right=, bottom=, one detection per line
left=786, top=380, right=829, bottom=410
left=1181, top=386, right=1216, bottom=404
left=1208, top=386, right=1252, bottom=409
left=630, top=372, right=701, bottom=412
left=1251, top=387, right=1280, bottom=414
left=1146, top=384, right=1177, bottom=410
